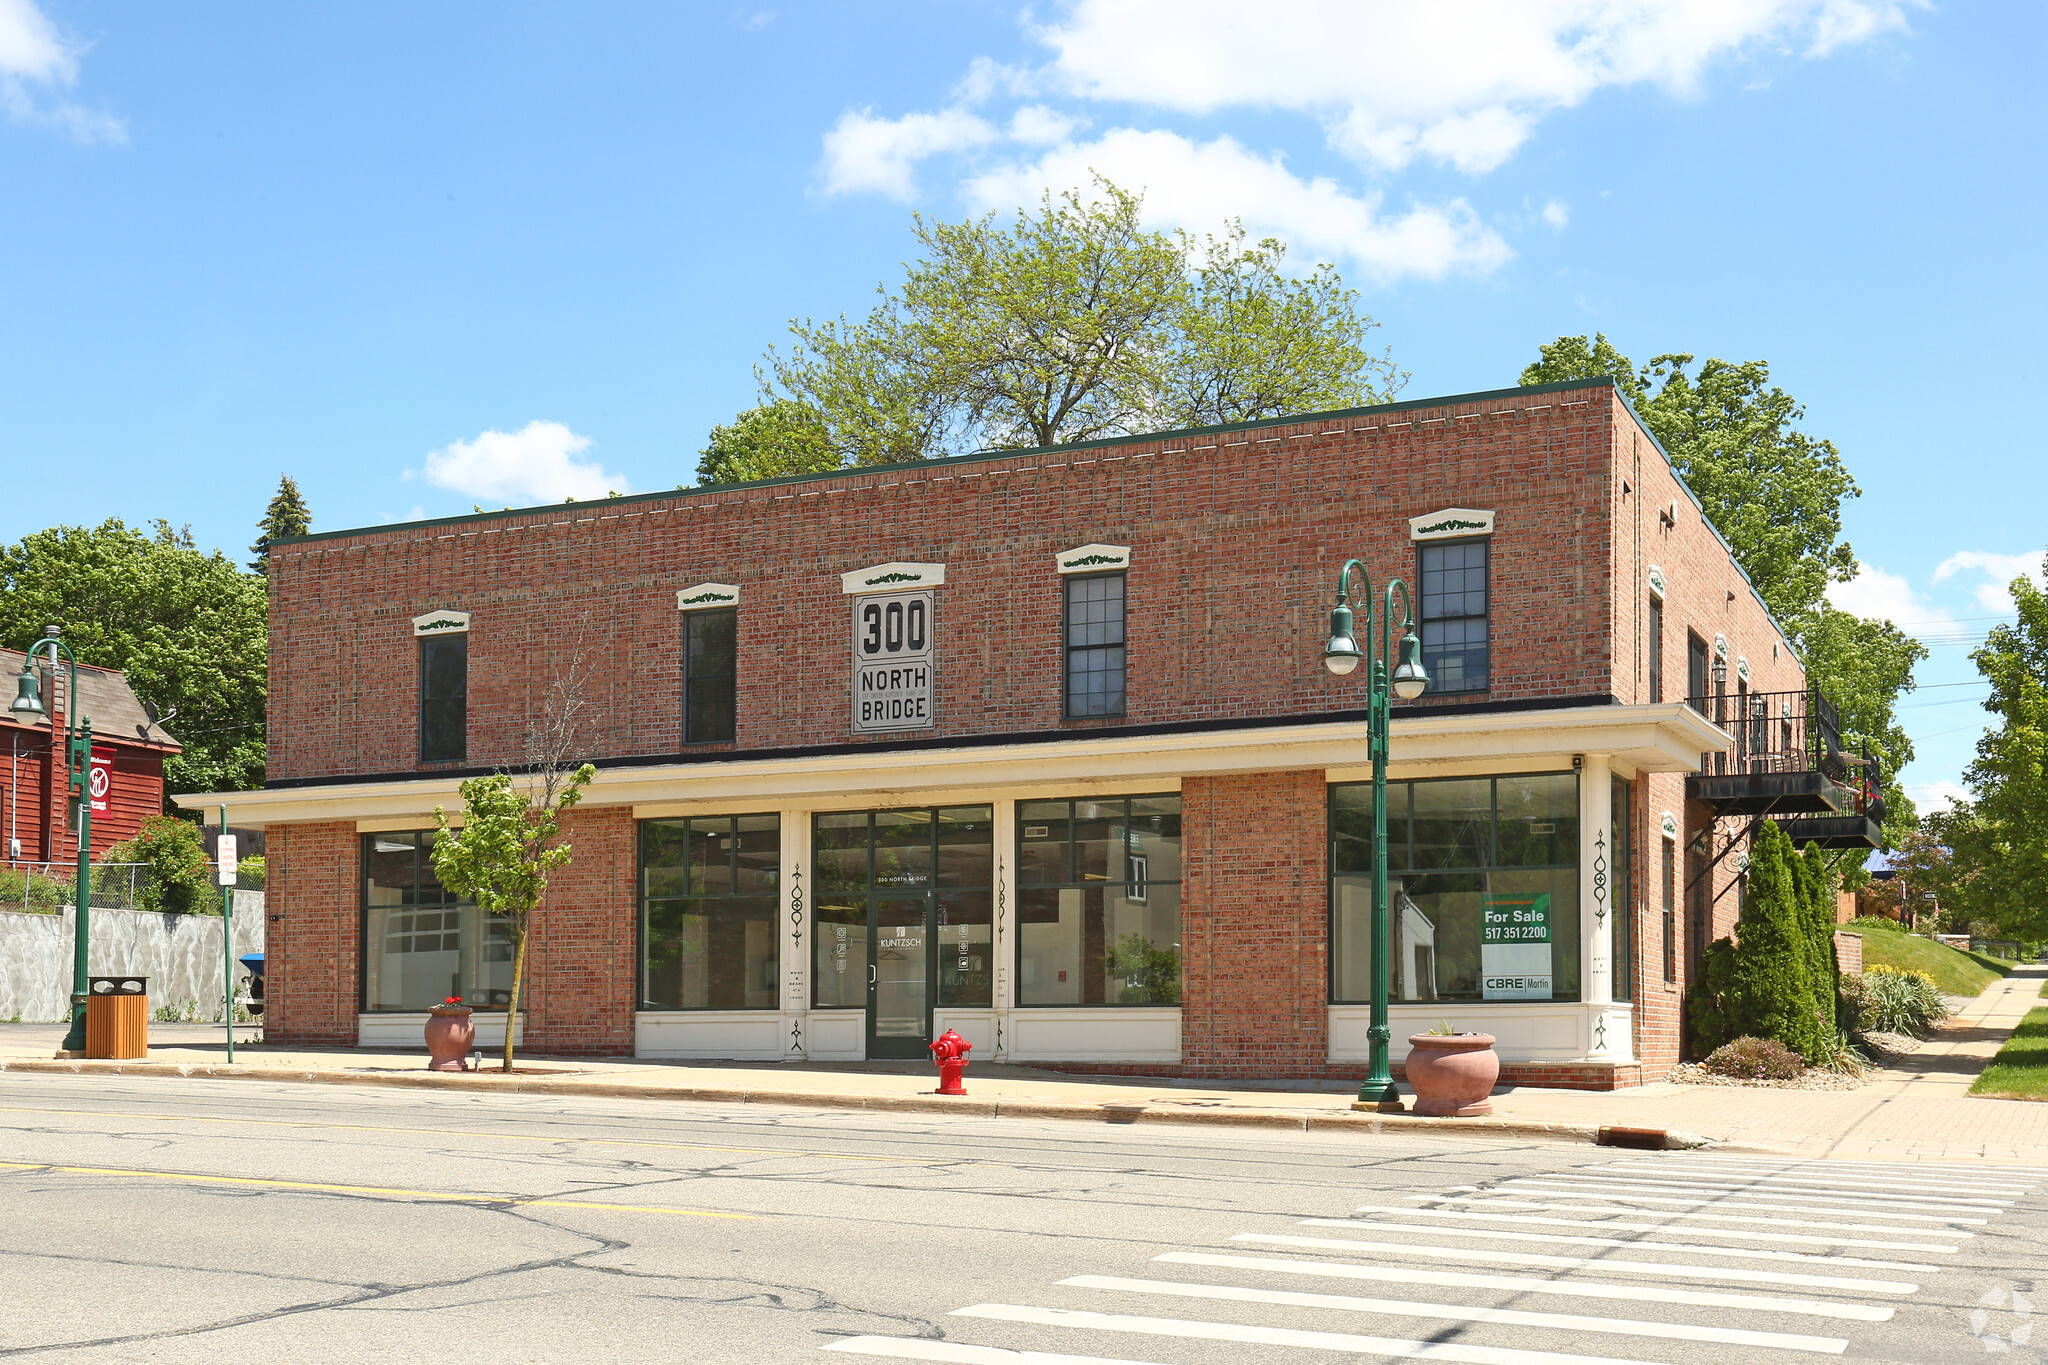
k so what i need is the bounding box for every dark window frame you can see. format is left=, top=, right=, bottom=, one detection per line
left=1062, top=571, right=1128, bottom=719
left=418, top=634, right=468, bottom=764
left=1415, top=536, right=1490, bottom=696
left=1686, top=631, right=1710, bottom=711
left=1661, top=833, right=1677, bottom=983
left=1647, top=594, right=1664, bottom=703
left=682, top=606, right=738, bottom=745
left=637, top=811, right=781, bottom=1012
left=357, top=829, right=489, bottom=1013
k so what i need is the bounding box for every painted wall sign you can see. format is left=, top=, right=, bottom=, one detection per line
left=1409, top=507, right=1496, bottom=541
left=1647, top=565, right=1667, bottom=598
left=851, top=590, right=935, bottom=733
left=841, top=562, right=947, bottom=595
left=677, top=582, right=740, bottom=610
left=1480, top=891, right=1552, bottom=1001
left=1055, top=543, right=1131, bottom=575
left=412, top=610, right=470, bottom=636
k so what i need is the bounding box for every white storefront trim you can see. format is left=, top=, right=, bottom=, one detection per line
left=1329, top=1002, right=1634, bottom=1067
left=1003, top=1006, right=1181, bottom=1065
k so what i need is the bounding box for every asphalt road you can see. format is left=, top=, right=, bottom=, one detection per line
left=0, top=1075, right=2042, bottom=1364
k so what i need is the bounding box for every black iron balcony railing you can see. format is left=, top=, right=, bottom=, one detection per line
left=1683, top=686, right=1886, bottom=836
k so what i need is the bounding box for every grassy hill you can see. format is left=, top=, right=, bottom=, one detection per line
left=1839, top=925, right=2012, bottom=997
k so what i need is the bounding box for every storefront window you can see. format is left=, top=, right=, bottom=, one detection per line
left=361, top=830, right=511, bottom=1010
left=1330, top=774, right=1579, bottom=1004
left=640, top=814, right=779, bottom=1010
left=1017, top=795, right=1182, bottom=1005
left=811, top=807, right=995, bottom=1011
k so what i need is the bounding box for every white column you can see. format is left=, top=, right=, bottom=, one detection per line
left=1580, top=754, right=1614, bottom=1006
left=990, top=796, right=1016, bottom=1061
left=781, top=806, right=812, bottom=1061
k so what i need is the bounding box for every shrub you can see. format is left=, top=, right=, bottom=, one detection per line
left=103, top=815, right=214, bottom=914
left=1724, top=823, right=1830, bottom=1062
left=1704, top=1036, right=1806, bottom=1080
left=1685, top=936, right=1738, bottom=1057
left=236, top=854, right=265, bottom=890
left=1853, top=965, right=1949, bottom=1036
left=1846, top=914, right=1905, bottom=932
left=0, top=867, right=70, bottom=912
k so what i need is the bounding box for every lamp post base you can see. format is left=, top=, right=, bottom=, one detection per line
left=1355, top=1080, right=1404, bottom=1112
left=58, top=1000, right=87, bottom=1057
left=52, top=1050, right=85, bottom=1060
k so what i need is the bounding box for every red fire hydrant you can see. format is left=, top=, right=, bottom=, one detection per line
left=929, top=1028, right=972, bottom=1096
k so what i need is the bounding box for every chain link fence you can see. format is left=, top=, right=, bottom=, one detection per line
left=3, top=862, right=160, bottom=913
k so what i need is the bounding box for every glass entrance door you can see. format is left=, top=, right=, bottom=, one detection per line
left=812, top=807, right=996, bottom=1061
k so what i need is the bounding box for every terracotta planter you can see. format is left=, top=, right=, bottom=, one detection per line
left=425, top=1006, right=475, bottom=1071
left=1404, top=1033, right=1499, bottom=1116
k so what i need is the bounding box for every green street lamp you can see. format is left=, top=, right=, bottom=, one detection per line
left=10, top=628, right=94, bottom=1056
left=1323, top=562, right=1428, bottom=1110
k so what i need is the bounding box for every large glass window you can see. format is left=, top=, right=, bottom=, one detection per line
left=683, top=608, right=737, bottom=744
left=361, top=831, right=509, bottom=1010
left=419, top=635, right=468, bottom=762
left=1017, top=795, right=1182, bottom=1005
left=1418, top=539, right=1488, bottom=694
left=812, top=808, right=995, bottom=1011
left=1331, top=774, right=1579, bottom=1004
left=640, top=813, right=779, bottom=1010
left=1064, top=573, right=1127, bottom=717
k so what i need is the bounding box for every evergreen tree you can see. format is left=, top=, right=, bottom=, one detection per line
left=1795, top=840, right=1843, bottom=1045
left=250, top=475, right=312, bottom=574
left=1685, top=937, right=1738, bottom=1058
left=1723, top=822, right=1825, bottom=1061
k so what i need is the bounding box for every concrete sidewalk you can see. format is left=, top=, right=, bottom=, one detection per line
left=4, top=966, right=2044, bottom=1162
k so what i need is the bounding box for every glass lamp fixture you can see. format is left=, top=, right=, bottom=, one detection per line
left=1322, top=603, right=1362, bottom=676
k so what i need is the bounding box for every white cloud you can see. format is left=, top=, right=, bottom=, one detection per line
left=1034, top=0, right=1915, bottom=172
left=0, top=0, right=124, bottom=143
left=964, top=129, right=1511, bottom=281
left=1541, top=198, right=1570, bottom=229
left=1825, top=559, right=1951, bottom=628
left=421, top=421, right=628, bottom=505
left=1904, top=779, right=1969, bottom=814
left=819, top=106, right=999, bottom=200
left=1932, top=549, right=2047, bottom=614
left=1008, top=104, right=1083, bottom=146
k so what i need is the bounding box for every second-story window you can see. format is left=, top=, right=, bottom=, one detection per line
left=419, top=635, right=468, bottom=763
left=1647, top=595, right=1663, bottom=702
left=1418, top=539, right=1489, bottom=694
left=1686, top=632, right=1709, bottom=710
left=684, top=607, right=737, bottom=744
left=1064, top=573, right=1126, bottom=718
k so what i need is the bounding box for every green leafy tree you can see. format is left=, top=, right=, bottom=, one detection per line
left=721, top=179, right=1399, bottom=481
left=694, top=401, right=840, bottom=486
left=102, top=814, right=214, bottom=915
left=1942, top=557, right=2048, bottom=938
left=429, top=665, right=595, bottom=1072
left=1796, top=606, right=1926, bottom=852
left=0, top=519, right=268, bottom=794
left=249, top=475, right=312, bottom=575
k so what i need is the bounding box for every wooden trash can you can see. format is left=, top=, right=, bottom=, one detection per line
left=85, top=976, right=149, bottom=1059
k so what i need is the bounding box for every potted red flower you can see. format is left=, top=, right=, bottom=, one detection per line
left=1403, top=1021, right=1499, bottom=1116
left=425, top=995, right=474, bottom=1071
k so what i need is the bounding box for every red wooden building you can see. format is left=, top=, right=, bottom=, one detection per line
left=1, top=649, right=181, bottom=865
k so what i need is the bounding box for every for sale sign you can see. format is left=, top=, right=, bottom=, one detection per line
left=1481, top=891, right=1552, bottom=1000
left=851, top=591, right=936, bottom=733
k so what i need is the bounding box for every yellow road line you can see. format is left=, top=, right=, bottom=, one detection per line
left=0, top=1160, right=752, bottom=1219
left=0, top=1104, right=946, bottom=1165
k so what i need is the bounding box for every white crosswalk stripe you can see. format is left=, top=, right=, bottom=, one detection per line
left=826, top=1151, right=2026, bottom=1364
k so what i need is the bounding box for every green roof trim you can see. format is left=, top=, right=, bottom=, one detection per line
left=271, top=377, right=1619, bottom=547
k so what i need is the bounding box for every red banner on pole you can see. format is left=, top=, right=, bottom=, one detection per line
left=89, top=747, right=114, bottom=817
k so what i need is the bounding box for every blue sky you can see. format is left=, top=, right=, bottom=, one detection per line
left=1, top=1, right=2041, bottom=808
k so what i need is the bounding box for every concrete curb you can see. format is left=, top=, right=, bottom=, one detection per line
left=0, top=1057, right=1705, bottom=1146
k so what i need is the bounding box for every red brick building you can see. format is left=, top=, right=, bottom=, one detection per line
left=2, top=649, right=182, bottom=865
left=180, top=377, right=1878, bottom=1086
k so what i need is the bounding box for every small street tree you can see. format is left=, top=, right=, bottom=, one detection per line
left=430, top=663, right=595, bottom=1071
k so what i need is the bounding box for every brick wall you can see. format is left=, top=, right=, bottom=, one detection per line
left=264, top=382, right=1630, bottom=785
left=523, top=805, right=637, bottom=1057
left=1180, top=769, right=1329, bottom=1078
left=266, top=820, right=357, bottom=1046
left=1835, top=930, right=1864, bottom=975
